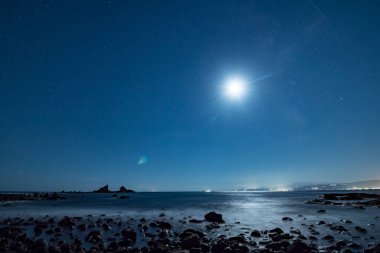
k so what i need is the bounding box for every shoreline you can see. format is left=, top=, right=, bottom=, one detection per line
left=1, top=210, right=379, bottom=253
left=0, top=192, right=379, bottom=252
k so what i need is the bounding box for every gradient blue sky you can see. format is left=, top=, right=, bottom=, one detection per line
left=1, top=0, right=379, bottom=191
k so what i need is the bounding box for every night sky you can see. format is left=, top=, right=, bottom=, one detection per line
left=1, top=1, right=380, bottom=191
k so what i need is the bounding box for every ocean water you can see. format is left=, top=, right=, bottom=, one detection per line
left=1, top=191, right=379, bottom=248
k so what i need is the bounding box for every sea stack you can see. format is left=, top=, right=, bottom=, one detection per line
left=93, top=185, right=110, bottom=193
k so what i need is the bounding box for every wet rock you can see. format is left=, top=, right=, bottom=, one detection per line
left=354, top=226, right=367, bottom=233
left=204, top=212, right=225, bottom=223
left=287, top=241, right=310, bottom=253
left=265, top=240, right=290, bottom=251
left=189, top=219, right=203, bottom=224
left=322, top=235, right=334, bottom=241
left=289, top=228, right=301, bottom=234
left=228, top=235, right=248, bottom=244
left=179, top=229, right=205, bottom=240
left=205, top=223, right=220, bottom=230
left=250, top=229, right=261, bottom=237
left=58, top=217, right=75, bottom=228
left=121, top=228, right=137, bottom=242
left=309, top=235, right=318, bottom=240
left=347, top=242, right=361, bottom=249
left=86, top=230, right=102, bottom=244
left=211, top=240, right=229, bottom=253
left=190, top=248, right=202, bottom=253
left=181, top=234, right=201, bottom=249
left=268, top=227, right=284, bottom=235
left=45, top=229, right=54, bottom=235
left=317, top=209, right=326, bottom=213
left=77, top=224, right=86, bottom=231
left=282, top=216, right=293, bottom=221
left=272, top=233, right=293, bottom=241
left=101, top=223, right=111, bottom=231
left=155, top=221, right=172, bottom=229
left=330, top=225, right=348, bottom=232
left=48, top=245, right=61, bottom=253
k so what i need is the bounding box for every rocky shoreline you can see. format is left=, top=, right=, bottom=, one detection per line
left=0, top=210, right=379, bottom=253
left=305, top=193, right=380, bottom=208
left=0, top=192, right=379, bottom=252
left=0, top=193, right=65, bottom=203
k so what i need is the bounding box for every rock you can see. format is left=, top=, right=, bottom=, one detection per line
left=354, top=226, right=367, bottom=233
left=251, top=230, right=261, bottom=237
left=269, top=227, right=284, bottom=234
left=93, top=185, right=110, bottom=193
left=58, top=217, right=75, bottom=228
left=181, top=234, right=201, bottom=249
left=189, top=219, right=203, bottom=224
left=205, top=223, right=220, bottom=230
left=228, top=235, right=247, bottom=244
left=309, top=235, right=318, bottom=240
left=101, top=223, right=111, bottom=231
left=119, top=186, right=135, bottom=193
left=205, top=212, right=225, bottom=223
left=121, top=229, right=137, bottom=242
left=211, top=240, right=229, bottom=253
left=289, top=228, right=301, bottom=234
left=282, top=216, right=293, bottom=221
left=287, top=241, right=310, bottom=253
left=330, top=225, right=348, bottom=232
left=317, top=209, right=326, bottom=213
left=179, top=229, right=205, bottom=240
left=86, top=230, right=102, bottom=244
left=322, top=235, right=334, bottom=241
left=77, top=224, right=86, bottom=231
left=272, top=233, right=293, bottom=241
left=347, top=242, right=361, bottom=249
left=265, top=240, right=290, bottom=251
left=156, top=221, right=172, bottom=229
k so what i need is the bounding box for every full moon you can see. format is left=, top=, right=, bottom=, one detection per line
left=223, top=76, right=248, bottom=101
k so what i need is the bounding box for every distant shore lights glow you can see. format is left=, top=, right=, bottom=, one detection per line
left=223, top=76, right=248, bottom=101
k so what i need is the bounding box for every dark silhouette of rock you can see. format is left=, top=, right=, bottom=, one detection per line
left=119, top=186, right=135, bottom=193
left=355, top=226, right=367, bottom=233
left=287, top=241, right=310, bottom=253
left=93, top=185, right=110, bottom=193
left=92, top=185, right=135, bottom=193
left=204, top=212, right=225, bottom=223
left=189, top=219, right=203, bottom=224
left=250, top=230, right=261, bottom=237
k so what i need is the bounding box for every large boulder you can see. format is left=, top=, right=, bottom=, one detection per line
left=204, top=212, right=225, bottom=223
